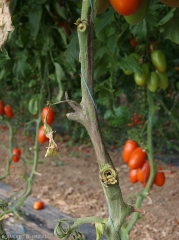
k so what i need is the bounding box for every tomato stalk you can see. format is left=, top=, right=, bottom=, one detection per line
left=59, top=1, right=138, bottom=239
left=126, top=90, right=157, bottom=233
left=0, top=92, right=43, bottom=220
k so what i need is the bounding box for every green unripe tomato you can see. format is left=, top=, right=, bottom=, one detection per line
left=123, top=69, right=132, bottom=75
left=151, top=50, right=167, bottom=73
left=134, top=63, right=150, bottom=86
left=155, top=71, right=169, bottom=90
left=147, top=71, right=159, bottom=92
left=124, top=0, right=150, bottom=25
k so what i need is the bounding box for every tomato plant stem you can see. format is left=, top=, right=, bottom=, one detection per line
left=0, top=93, right=43, bottom=219
left=63, top=1, right=135, bottom=239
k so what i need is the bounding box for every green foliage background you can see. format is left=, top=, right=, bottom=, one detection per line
left=0, top=0, right=179, bottom=148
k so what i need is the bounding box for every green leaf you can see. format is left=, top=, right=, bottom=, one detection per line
left=114, top=106, right=130, bottom=124
left=107, top=35, right=118, bottom=54
left=158, top=9, right=179, bottom=44
left=118, top=55, right=143, bottom=74
left=36, top=0, right=46, bottom=4
left=53, top=2, right=66, bottom=20
left=65, top=33, right=79, bottom=71
left=28, top=79, right=36, bottom=88
left=57, top=27, right=67, bottom=46
left=95, top=222, right=105, bottom=240
left=0, top=48, right=10, bottom=68
left=95, top=47, right=106, bottom=60
left=94, top=55, right=110, bottom=79
left=54, top=62, right=65, bottom=102
left=96, top=8, right=115, bottom=32
left=104, top=110, right=114, bottom=120
left=28, top=5, right=42, bottom=39
left=12, top=57, right=32, bottom=79
left=130, top=2, right=159, bottom=42
left=157, top=9, right=175, bottom=26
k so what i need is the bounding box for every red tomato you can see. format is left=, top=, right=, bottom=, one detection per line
left=38, top=126, right=48, bottom=144
left=130, top=36, right=138, bottom=48
left=128, top=147, right=147, bottom=169
left=137, top=160, right=150, bottom=183
left=41, top=107, right=54, bottom=125
left=0, top=100, right=4, bottom=115
left=122, top=140, right=138, bottom=163
left=33, top=201, right=44, bottom=210
left=129, top=169, right=138, bottom=183
left=12, top=148, right=21, bottom=162
left=4, top=105, right=14, bottom=118
left=154, top=166, right=165, bottom=187
left=109, top=0, right=142, bottom=16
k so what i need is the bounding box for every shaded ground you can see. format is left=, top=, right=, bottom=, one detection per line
left=0, top=131, right=179, bottom=239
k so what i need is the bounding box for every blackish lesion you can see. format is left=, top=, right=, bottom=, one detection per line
left=100, top=164, right=118, bottom=187
left=75, top=18, right=88, bottom=32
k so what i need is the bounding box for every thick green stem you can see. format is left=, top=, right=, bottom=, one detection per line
left=65, top=2, right=136, bottom=239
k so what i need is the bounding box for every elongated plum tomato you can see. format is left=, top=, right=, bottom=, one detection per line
left=151, top=50, right=167, bottom=73
left=159, top=0, right=179, bottom=7
left=137, top=160, right=150, bottom=183
left=128, top=147, right=147, bottom=169
left=134, top=63, right=150, bottom=86
left=125, top=0, right=150, bottom=25
left=122, top=140, right=138, bottom=163
left=38, top=126, right=48, bottom=144
left=129, top=169, right=138, bottom=183
left=4, top=105, right=14, bottom=118
left=33, top=201, right=44, bottom=210
left=0, top=100, right=4, bottom=115
left=12, top=148, right=21, bottom=162
left=155, top=71, right=169, bottom=90
left=109, top=0, right=142, bottom=16
left=154, top=166, right=165, bottom=187
left=97, top=0, right=111, bottom=14
left=41, top=107, right=54, bottom=125
left=147, top=72, right=159, bottom=92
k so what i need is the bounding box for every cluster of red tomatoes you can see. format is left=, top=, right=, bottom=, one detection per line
left=0, top=100, right=22, bottom=163
left=122, top=140, right=165, bottom=187
left=0, top=100, right=14, bottom=119
left=38, top=107, right=55, bottom=144
left=12, top=148, right=21, bottom=163
left=127, top=112, right=144, bottom=128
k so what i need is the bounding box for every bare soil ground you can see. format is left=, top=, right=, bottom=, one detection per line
left=0, top=131, right=179, bottom=240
